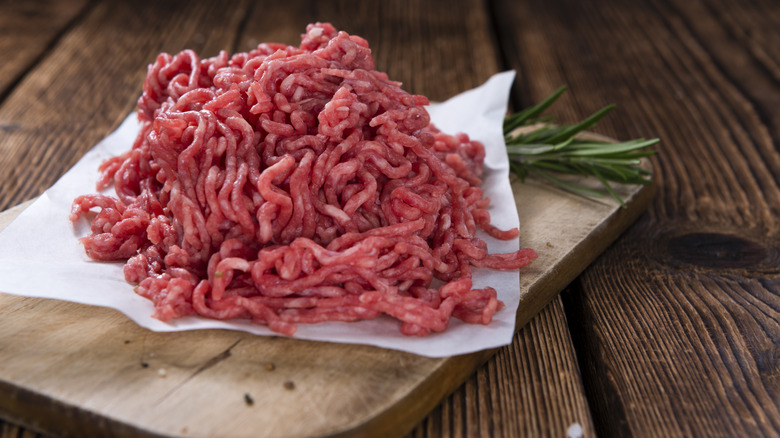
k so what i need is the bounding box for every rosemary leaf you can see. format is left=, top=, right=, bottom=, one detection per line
left=505, top=87, right=658, bottom=206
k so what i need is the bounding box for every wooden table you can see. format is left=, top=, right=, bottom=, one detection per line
left=1, top=0, right=779, bottom=436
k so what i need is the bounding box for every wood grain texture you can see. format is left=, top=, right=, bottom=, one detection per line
left=0, top=0, right=89, bottom=98
left=495, top=0, right=780, bottom=436
left=409, top=294, right=594, bottom=438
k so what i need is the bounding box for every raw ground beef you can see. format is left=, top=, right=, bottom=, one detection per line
left=70, top=23, right=537, bottom=336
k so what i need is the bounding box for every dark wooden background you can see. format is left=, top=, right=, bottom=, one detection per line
left=1, top=0, right=779, bottom=436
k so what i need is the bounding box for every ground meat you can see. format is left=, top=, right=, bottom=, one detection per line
left=70, top=23, right=537, bottom=336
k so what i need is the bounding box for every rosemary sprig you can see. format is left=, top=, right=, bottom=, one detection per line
left=505, top=85, right=658, bottom=206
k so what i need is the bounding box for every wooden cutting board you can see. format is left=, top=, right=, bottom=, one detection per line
left=0, top=163, right=654, bottom=438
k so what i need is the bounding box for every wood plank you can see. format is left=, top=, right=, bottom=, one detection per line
left=0, top=422, right=43, bottom=438
left=495, top=0, right=780, bottom=436
left=0, top=0, right=89, bottom=98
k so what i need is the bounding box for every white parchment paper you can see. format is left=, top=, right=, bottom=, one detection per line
left=0, top=71, right=520, bottom=358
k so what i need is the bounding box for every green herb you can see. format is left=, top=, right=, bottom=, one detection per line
left=504, top=85, right=658, bottom=206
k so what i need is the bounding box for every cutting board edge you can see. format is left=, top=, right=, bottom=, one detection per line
left=514, top=179, right=656, bottom=329
left=0, top=377, right=168, bottom=438
left=0, top=175, right=656, bottom=438
left=0, top=302, right=487, bottom=438
left=304, top=179, right=658, bottom=438
left=314, top=349, right=496, bottom=438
